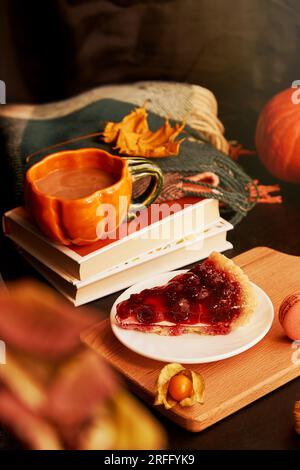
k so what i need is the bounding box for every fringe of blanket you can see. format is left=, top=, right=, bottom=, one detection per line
left=156, top=172, right=282, bottom=205
left=251, top=180, right=282, bottom=204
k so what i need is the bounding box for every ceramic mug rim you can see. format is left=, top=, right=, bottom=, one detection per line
left=25, top=147, right=129, bottom=203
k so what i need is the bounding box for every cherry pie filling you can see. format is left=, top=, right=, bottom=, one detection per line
left=116, top=260, right=243, bottom=335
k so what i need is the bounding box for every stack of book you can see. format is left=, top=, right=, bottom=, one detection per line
left=3, top=198, right=233, bottom=305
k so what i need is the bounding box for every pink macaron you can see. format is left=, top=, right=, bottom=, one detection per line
left=279, top=291, right=300, bottom=340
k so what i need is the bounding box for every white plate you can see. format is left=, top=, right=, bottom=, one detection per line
left=110, top=270, right=274, bottom=364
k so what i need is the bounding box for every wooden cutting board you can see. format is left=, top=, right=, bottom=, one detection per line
left=82, top=247, right=300, bottom=432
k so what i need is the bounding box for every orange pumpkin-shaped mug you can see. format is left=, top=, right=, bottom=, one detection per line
left=25, top=148, right=163, bottom=245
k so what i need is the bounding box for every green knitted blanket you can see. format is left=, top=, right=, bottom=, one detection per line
left=0, top=97, right=257, bottom=224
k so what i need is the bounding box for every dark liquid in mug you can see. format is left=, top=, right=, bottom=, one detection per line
left=35, top=167, right=117, bottom=200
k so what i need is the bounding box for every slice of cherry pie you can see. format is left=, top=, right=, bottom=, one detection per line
left=116, top=252, right=256, bottom=336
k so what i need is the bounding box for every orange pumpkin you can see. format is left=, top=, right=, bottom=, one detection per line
left=255, top=88, right=300, bottom=183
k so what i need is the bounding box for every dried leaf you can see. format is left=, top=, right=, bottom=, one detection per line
left=103, top=106, right=185, bottom=157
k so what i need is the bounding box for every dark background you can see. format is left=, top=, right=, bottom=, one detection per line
left=1, top=0, right=300, bottom=450
left=1, top=0, right=300, bottom=144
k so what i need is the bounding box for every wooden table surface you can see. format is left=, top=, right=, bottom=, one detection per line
left=1, top=155, right=300, bottom=450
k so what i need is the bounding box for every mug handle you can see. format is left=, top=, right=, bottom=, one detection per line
left=127, top=157, right=164, bottom=220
